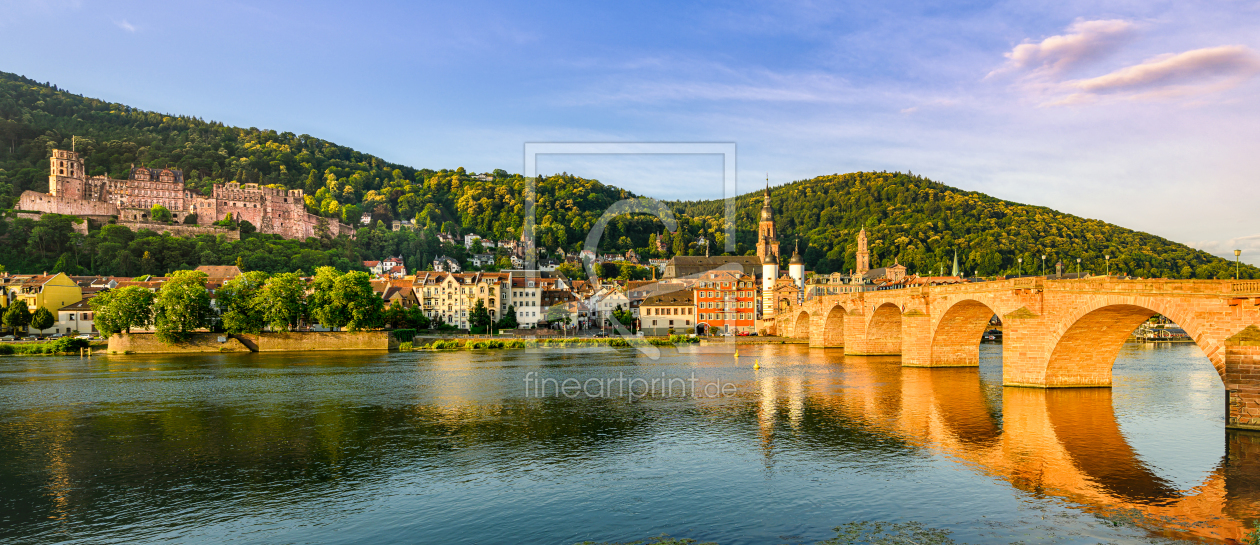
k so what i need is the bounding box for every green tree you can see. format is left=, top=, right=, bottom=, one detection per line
left=496, top=305, right=519, bottom=330
left=150, top=204, right=172, bottom=223
left=29, top=306, right=54, bottom=332
left=384, top=301, right=407, bottom=329
left=3, top=302, right=31, bottom=334
left=257, top=272, right=307, bottom=332
left=153, top=270, right=213, bottom=344
left=334, top=270, right=384, bottom=332
left=469, top=298, right=492, bottom=333
left=405, top=305, right=431, bottom=329
left=218, top=270, right=269, bottom=334
left=89, top=286, right=155, bottom=336
left=307, top=266, right=347, bottom=329
left=612, top=304, right=634, bottom=332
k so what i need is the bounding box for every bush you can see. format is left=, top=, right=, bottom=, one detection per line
left=469, top=341, right=487, bottom=349
left=0, top=344, right=13, bottom=355
left=488, top=340, right=505, bottom=349
left=51, top=337, right=89, bottom=353
left=607, top=338, right=629, bottom=347
left=392, top=329, right=416, bottom=341
left=506, top=340, right=526, bottom=348
left=398, top=341, right=413, bottom=351
left=668, top=335, right=698, bottom=344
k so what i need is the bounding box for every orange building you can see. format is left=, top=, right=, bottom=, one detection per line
left=694, top=270, right=757, bottom=335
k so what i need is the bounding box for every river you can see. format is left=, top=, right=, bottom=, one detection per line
left=0, top=343, right=1256, bottom=544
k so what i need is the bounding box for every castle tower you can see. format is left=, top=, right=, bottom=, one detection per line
left=756, top=179, right=780, bottom=264
left=855, top=227, right=871, bottom=277
left=48, top=149, right=85, bottom=199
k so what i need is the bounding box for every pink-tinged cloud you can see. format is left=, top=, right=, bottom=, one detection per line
left=990, top=19, right=1134, bottom=77
left=1067, top=45, right=1260, bottom=94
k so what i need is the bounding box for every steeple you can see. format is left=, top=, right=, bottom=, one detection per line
left=855, top=227, right=870, bottom=277
left=951, top=250, right=959, bottom=276
left=756, top=175, right=780, bottom=265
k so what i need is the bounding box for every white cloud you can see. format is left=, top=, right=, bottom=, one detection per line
left=114, top=19, right=136, bottom=32
left=1071, top=45, right=1260, bottom=92
left=1189, top=233, right=1260, bottom=266
left=990, top=19, right=1134, bottom=78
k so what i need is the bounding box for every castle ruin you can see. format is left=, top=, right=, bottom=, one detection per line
left=19, top=149, right=353, bottom=239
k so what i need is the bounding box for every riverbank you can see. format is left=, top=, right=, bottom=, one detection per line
left=106, top=331, right=399, bottom=354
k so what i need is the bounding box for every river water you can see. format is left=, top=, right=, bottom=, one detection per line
left=0, top=343, right=1256, bottom=544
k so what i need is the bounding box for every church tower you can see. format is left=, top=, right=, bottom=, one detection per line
left=756, top=179, right=780, bottom=265
left=855, top=227, right=871, bottom=277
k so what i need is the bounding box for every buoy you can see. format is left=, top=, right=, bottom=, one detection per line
left=753, top=358, right=760, bottom=370
left=734, top=349, right=739, bottom=358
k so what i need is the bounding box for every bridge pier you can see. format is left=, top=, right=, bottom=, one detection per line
left=1226, top=331, right=1260, bottom=431
left=844, top=305, right=903, bottom=355
left=899, top=310, right=932, bottom=366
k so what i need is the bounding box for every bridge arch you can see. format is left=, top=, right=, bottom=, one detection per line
left=819, top=304, right=846, bottom=347
left=864, top=302, right=903, bottom=355
left=930, top=299, right=998, bottom=367
left=1041, top=300, right=1229, bottom=387
left=792, top=310, right=811, bottom=339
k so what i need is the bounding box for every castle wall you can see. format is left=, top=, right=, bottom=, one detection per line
left=116, top=219, right=241, bottom=240
left=18, top=190, right=118, bottom=216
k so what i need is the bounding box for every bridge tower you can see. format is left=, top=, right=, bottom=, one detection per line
left=762, top=252, right=779, bottom=319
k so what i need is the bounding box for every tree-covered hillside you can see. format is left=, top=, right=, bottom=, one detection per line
left=0, top=70, right=1253, bottom=279
left=674, top=172, right=1257, bottom=279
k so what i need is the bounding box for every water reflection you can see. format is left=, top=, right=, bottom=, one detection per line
left=0, top=346, right=1256, bottom=544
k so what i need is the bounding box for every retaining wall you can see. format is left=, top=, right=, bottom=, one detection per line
left=241, top=331, right=397, bottom=351
left=107, top=332, right=250, bottom=354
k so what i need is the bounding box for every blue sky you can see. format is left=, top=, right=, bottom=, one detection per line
left=3, top=1, right=1259, bottom=263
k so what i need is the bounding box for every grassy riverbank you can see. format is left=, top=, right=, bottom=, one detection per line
left=0, top=338, right=105, bottom=356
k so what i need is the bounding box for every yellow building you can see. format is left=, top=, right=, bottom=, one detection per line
left=17, top=273, right=83, bottom=316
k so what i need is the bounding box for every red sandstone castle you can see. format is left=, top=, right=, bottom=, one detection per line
left=19, top=149, right=352, bottom=239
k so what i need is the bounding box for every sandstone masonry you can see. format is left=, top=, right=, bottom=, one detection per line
left=20, top=149, right=353, bottom=240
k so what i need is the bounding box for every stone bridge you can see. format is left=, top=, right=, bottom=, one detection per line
left=767, top=277, right=1260, bottom=430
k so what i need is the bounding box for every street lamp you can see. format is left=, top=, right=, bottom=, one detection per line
left=1076, top=257, right=1081, bottom=278
left=1041, top=254, right=1046, bottom=276
left=1105, top=255, right=1111, bottom=277
left=1236, top=249, right=1242, bottom=280
left=1017, top=257, right=1023, bottom=276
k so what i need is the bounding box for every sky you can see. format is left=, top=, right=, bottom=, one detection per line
left=2, top=0, right=1259, bottom=263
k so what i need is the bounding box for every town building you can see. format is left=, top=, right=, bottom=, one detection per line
left=411, top=271, right=508, bottom=329
left=640, top=290, right=695, bottom=336
left=694, top=270, right=757, bottom=335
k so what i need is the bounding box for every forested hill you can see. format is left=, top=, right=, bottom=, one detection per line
left=0, top=70, right=1253, bottom=280
left=673, top=172, right=1256, bottom=279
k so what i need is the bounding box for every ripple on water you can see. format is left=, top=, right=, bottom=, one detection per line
left=0, top=344, right=1248, bottom=544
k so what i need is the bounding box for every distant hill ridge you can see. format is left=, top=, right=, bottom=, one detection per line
left=0, top=70, right=1253, bottom=279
